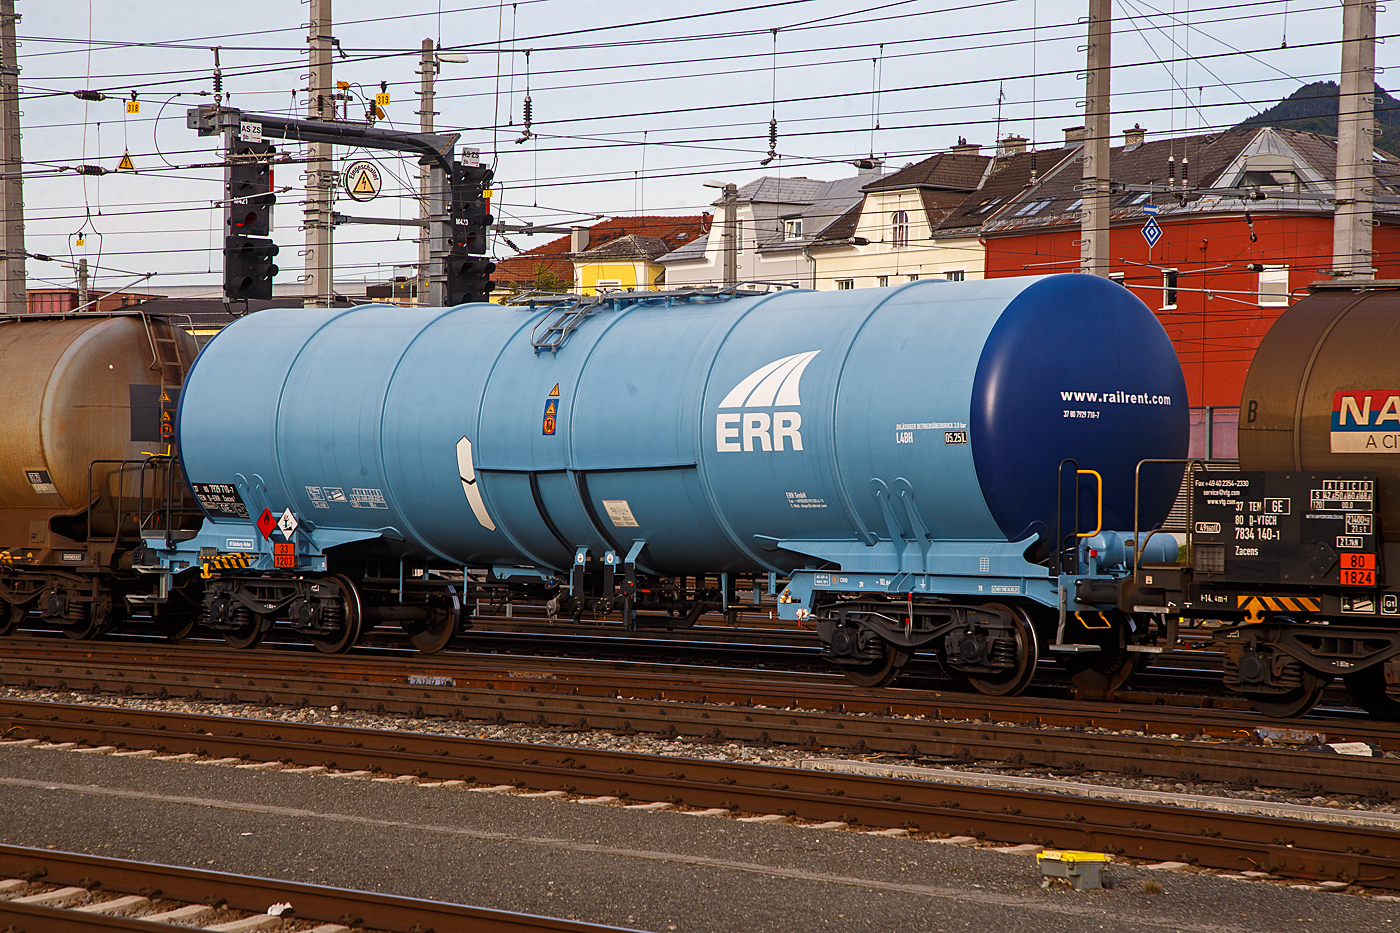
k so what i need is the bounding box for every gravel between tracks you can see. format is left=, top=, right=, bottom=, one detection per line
left=5, top=685, right=1398, bottom=819
left=2, top=744, right=1400, bottom=932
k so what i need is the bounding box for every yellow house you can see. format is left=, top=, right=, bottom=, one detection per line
left=572, top=234, right=672, bottom=295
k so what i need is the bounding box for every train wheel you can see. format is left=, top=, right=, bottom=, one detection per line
left=310, top=575, right=362, bottom=655
left=1343, top=667, right=1400, bottom=720
left=158, top=587, right=203, bottom=641
left=156, top=609, right=199, bottom=642
left=61, top=597, right=113, bottom=641
left=933, top=645, right=974, bottom=690
left=0, top=601, right=23, bottom=636
left=402, top=597, right=459, bottom=654
left=223, top=607, right=265, bottom=650
left=1242, top=669, right=1328, bottom=718
left=1060, top=611, right=1137, bottom=700
left=839, top=640, right=912, bottom=688
left=963, top=603, right=1039, bottom=697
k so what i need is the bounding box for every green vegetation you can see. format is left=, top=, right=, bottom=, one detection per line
left=1237, top=82, right=1400, bottom=155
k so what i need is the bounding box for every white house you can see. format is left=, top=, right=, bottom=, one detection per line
left=660, top=164, right=884, bottom=288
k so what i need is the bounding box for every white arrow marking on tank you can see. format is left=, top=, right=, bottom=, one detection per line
left=456, top=436, right=497, bottom=532
left=718, top=350, right=820, bottom=408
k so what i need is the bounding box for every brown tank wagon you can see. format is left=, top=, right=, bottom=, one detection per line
left=1133, top=282, right=1400, bottom=718
left=0, top=312, right=202, bottom=639
left=1239, top=280, right=1400, bottom=540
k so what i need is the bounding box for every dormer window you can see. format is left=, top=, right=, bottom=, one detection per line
left=891, top=211, right=909, bottom=248
left=783, top=217, right=804, bottom=238
left=1239, top=154, right=1305, bottom=193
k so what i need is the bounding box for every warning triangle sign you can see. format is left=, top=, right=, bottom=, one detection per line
left=549, top=384, right=560, bottom=397
left=117, top=150, right=135, bottom=172
left=352, top=170, right=377, bottom=195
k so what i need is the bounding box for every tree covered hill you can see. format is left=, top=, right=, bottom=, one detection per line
left=1237, top=81, right=1400, bottom=155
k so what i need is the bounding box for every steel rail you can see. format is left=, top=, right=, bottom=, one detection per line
left=2, top=699, right=1398, bottom=890
left=0, top=844, right=634, bottom=932
left=2, top=651, right=1397, bottom=798
left=0, top=639, right=1391, bottom=742
left=0, top=637, right=1268, bottom=719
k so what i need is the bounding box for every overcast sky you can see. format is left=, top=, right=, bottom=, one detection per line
left=17, top=0, right=1386, bottom=295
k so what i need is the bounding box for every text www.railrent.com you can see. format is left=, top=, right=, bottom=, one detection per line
left=1059, top=390, right=1173, bottom=405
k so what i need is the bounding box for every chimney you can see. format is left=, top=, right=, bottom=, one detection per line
left=949, top=136, right=980, bottom=155
left=999, top=135, right=1027, bottom=156
left=1123, top=124, right=1146, bottom=150
left=1063, top=126, right=1087, bottom=145
left=570, top=225, right=590, bottom=254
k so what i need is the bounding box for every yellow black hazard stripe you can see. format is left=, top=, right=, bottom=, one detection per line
left=201, top=552, right=252, bottom=577
left=1236, top=594, right=1321, bottom=623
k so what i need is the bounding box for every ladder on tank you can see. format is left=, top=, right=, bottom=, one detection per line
left=140, top=313, right=198, bottom=548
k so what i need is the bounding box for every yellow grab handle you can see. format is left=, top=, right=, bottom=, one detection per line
left=1076, top=469, right=1103, bottom=538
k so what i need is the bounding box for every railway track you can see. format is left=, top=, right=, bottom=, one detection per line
left=2, top=698, right=1398, bottom=892
left=2, top=641, right=1396, bottom=799
left=0, top=843, right=628, bottom=932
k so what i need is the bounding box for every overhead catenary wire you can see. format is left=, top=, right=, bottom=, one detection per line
left=16, top=0, right=1379, bottom=293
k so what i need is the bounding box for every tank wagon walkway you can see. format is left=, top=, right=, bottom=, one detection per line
left=0, top=746, right=1391, bottom=933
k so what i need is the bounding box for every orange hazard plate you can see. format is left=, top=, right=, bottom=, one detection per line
left=273, top=541, right=295, bottom=569
left=1340, top=567, right=1375, bottom=587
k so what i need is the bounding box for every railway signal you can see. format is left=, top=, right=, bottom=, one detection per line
left=224, top=236, right=279, bottom=301
left=447, top=161, right=495, bottom=303
left=226, top=141, right=277, bottom=236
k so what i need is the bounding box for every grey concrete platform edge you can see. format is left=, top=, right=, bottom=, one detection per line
left=800, top=759, right=1400, bottom=830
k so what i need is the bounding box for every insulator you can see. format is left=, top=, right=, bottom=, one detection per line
left=522, top=95, right=533, bottom=130
left=1167, top=155, right=1175, bottom=188
left=1181, top=157, right=1189, bottom=187
left=767, top=117, right=777, bottom=154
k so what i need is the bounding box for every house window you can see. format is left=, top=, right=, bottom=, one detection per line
left=1013, top=198, right=1050, bottom=217
left=907, top=274, right=920, bottom=282
left=736, top=220, right=744, bottom=249
left=944, top=270, right=965, bottom=281
left=835, top=279, right=854, bottom=290
left=1162, top=269, right=1179, bottom=309
left=1258, top=265, right=1289, bottom=306
left=877, top=276, right=889, bottom=288
left=783, top=218, right=804, bottom=239
left=891, top=211, right=909, bottom=248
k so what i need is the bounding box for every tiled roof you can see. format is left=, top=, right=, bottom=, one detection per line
left=580, top=234, right=671, bottom=262
left=920, top=188, right=978, bottom=229
left=816, top=202, right=863, bottom=242
left=954, top=127, right=1400, bottom=238
left=934, top=146, right=1080, bottom=236
left=730, top=176, right=825, bottom=206
left=493, top=215, right=709, bottom=287
left=863, top=151, right=991, bottom=192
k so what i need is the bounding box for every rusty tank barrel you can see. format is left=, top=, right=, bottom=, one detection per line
left=1238, top=281, right=1400, bottom=541
left=0, top=314, right=194, bottom=518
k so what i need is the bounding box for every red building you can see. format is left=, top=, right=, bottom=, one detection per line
left=963, top=127, right=1400, bottom=418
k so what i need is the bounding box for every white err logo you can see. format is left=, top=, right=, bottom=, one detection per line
left=715, top=350, right=818, bottom=452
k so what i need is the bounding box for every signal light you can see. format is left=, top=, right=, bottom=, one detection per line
left=227, top=141, right=277, bottom=237
left=451, top=162, right=494, bottom=255
left=224, top=236, right=279, bottom=301
left=446, top=254, right=496, bottom=305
